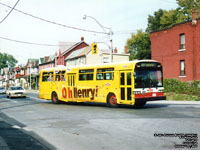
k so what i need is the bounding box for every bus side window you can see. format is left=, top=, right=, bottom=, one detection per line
left=56, top=75, right=60, bottom=81
left=79, top=69, right=94, bottom=81
left=55, top=71, right=65, bottom=81
left=79, top=74, right=86, bottom=80
left=97, top=68, right=114, bottom=80
left=42, top=72, right=49, bottom=82
left=97, top=73, right=103, bottom=80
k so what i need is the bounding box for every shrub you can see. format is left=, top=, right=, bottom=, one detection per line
left=164, top=79, right=200, bottom=97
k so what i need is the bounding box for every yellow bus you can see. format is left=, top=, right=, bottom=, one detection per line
left=39, top=60, right=166, bottom=108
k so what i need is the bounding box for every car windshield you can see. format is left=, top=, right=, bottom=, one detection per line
left=10, top=87, right=24, bottom=90
left=0, top=87, right=5, bottom=90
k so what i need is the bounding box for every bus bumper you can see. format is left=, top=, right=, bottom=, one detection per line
left=135, top=96, right=166, bottom=103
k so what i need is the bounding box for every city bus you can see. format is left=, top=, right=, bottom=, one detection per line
left=39, top=60, right=166, bottom=108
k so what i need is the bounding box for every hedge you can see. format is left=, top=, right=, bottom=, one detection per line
left=164, top=79, right=200, bottom=97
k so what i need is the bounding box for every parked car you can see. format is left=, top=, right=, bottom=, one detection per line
left=0, top=87, right=6, bottom=94
left=6, top=86, right=27, bottom=98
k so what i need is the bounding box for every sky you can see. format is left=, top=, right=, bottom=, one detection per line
left=0, top=0, right=178, bottom=65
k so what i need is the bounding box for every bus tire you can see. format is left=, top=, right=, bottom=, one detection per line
left=51, top=92, right=60, bottom=104
left=107, top=93, right=118, bottom=108
left=135, top=101, right=146, bottom=108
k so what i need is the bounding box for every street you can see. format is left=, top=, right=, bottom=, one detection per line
left=0, top=92, right=200, bottom=150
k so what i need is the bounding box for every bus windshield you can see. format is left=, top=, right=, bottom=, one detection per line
left=134, top=69, right=163, bottom=88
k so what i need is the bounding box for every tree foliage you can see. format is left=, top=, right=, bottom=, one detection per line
left=146, top=8, right=188, bottom=33
left=126, top=0, right=200, bottom=59
left=126, top=30, right=151, bottom=60
left=0, top=52, right=18, bottom=69
left=177, top=0, right=200, bottom=20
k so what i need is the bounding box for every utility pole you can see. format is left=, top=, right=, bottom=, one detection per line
left=109, top=28, right=113, bottom=63
left=83, top=15, right=113, bottom=63
left=29, top=65, right=31, bottom=90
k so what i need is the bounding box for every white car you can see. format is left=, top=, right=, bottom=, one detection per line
left=6, top=86, right=27, bottom=98
left=0, top=87, right=6, bottom=94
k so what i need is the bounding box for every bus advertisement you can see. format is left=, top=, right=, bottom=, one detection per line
left=39, top=60, right=166, bottom=108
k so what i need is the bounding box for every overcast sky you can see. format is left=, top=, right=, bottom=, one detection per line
left=0, top=0, right=177, bottom=65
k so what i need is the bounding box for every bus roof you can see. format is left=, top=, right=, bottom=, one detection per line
left=40, top=60, right=159, bottom=72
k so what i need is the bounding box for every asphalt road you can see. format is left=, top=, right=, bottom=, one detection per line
left=0, top=93, right=200, bottom=150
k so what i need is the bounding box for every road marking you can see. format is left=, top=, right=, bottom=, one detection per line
left=23, top=127, right=32, bottom=131
left=12, top=125, right=21, bottom=129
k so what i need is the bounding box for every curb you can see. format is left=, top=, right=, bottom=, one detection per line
left=149, top=100, right=200, bottom=105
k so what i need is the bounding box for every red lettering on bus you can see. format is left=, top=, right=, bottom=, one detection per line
left=62, top=87, right=67, bottom=98
left=68, top=87, right=72, bottom=98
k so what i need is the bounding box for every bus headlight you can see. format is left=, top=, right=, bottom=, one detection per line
left=134, top=91, right=141, bottom=95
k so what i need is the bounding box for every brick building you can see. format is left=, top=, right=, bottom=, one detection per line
left=150, top=9, right=200, bottom=81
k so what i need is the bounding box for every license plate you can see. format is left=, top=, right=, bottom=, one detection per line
left=152, top=93, right=156, bottom=97
left=18, top=94, right=21, bottom=96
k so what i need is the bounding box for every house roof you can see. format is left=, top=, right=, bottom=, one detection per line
left=58, top=41, right=76, bottom=54
left=150, top=17, right=200, bottom=33
left=25, top=59, right=39, bottom=68
left=62, top=41, right=89, bottom=56
left=65, top=46, right=91, bottom=60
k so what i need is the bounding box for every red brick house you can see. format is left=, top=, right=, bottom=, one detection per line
left=38, top=37, right=89, bottom=70
left=62, top=37, right=89, bottom=66
left=150, top=10, right=200, bottom=82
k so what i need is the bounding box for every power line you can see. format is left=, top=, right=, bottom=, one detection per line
left=0, top=0, right=20, bottom=24
left=0, top=2, right=108, bottom=35
left=0, top=36, right=74, bottom=47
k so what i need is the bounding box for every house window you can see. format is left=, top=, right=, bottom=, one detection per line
left=180, top=60, right=186, bottom=76
left=103, top=57, right=109, bottom=63
left=180, top=34, right=185, bottom=49
left=80, top=57, right=85, bottom=65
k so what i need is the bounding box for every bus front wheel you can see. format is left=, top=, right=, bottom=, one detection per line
left=135, top=101, right=146, bottom=108
left=51, top=92, right=60, bottom=104
left=107, top=93, right=118, bottom=108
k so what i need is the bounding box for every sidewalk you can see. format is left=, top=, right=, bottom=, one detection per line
left=26, top=89, right=39, bottom=94
left=150, top=100, right=200, bottom=105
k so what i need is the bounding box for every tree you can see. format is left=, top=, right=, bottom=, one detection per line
left=0, top=52, right=18, bottom=69
left=146, top=0, right=200, bottom=33
left=126, top=30, right=151, bottom=60
left=176, top=0, right=200, bottom=20
left=146, top=9, right=164, bottom=33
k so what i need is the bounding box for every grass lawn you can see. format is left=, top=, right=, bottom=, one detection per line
left=166, top=92, right=200, bottom=101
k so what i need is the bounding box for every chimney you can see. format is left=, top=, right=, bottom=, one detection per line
left=81, top=36, right=84, bottom=41
left=124, top=46, right=128, bottom=54
left=192, top=8, right=199, bottom=25
left=114, top=47, right=118, bottom=53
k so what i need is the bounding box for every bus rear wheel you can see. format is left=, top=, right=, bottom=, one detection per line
left=107, top=93, right=118, bottom=108
left=52, top=92, right=60, bottom=104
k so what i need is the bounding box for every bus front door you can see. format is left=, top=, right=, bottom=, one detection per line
left=120, top=71, right=134, bottom=105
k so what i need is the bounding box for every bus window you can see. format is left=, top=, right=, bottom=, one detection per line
left=120, top=73, right=125, bottom=85
left=42, top=72, right=53, bottom=82
left=55, top=71, right=65, bottom=81
left=79, top=69, right=94, bottom=81
left=97, top=73, right=103, bottom=80
left=127, top=72, right=132, bottom=85
left=97, top=68, right=114, bottom=80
